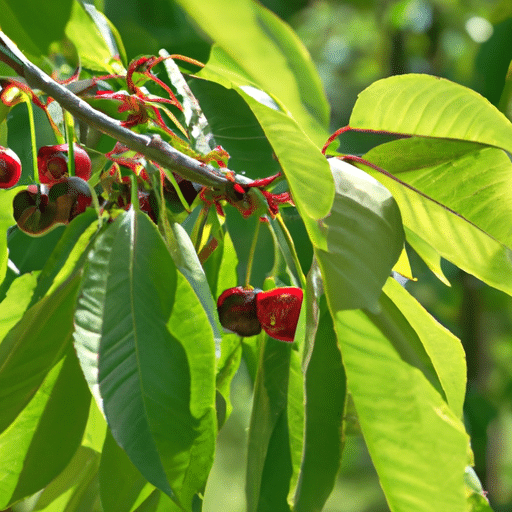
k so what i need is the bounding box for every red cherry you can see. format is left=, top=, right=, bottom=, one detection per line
left=256, top=287, right=303, bottom=342
left=0, top=147, right=22, bottom=188
left=217, top=286, right=262, bottom=337
left=38, top=143, right=92, bottom=184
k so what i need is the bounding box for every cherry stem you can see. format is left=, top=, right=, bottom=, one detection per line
left=64, top=111, right=75, bottom=177
left=130, top=173, right=140, bottom=211
left=245, top=218, right=260, bottom=288
left=23, top=98, right=39, bottom=185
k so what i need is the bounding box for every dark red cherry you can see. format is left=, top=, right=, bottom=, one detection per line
left=217, top=286, right=262, bottom=337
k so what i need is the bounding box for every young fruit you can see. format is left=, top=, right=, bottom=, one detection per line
left=48, top=176, right=93, bottom=220
left=217, top=286, right=262, bottom=337
left=256, top=287, right=303, bottom=342
left=38, top=143, right=92, bottom=184
left=12, top=187, right=58, bottom=235
left=0, top=147, right=22, bottom=188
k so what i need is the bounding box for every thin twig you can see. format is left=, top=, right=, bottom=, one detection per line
left=0, top=31, right=230, bottom=191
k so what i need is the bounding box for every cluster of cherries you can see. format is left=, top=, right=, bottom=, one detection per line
left=0, top=143, right=93, bottom=235
left=217, top=286, right=303, bottom=342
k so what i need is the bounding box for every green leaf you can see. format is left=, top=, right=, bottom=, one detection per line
left=25, top=446, right=101, bottom=512
left=0, top=187, right=18, bottom=285
left=99, top=430, right=154, bottom=512
left=187, top=78, right=281, bottom=179
left=350, top=74, right=512, bottom=154
left=0, top=272, right=38, bottom=342
left=65, top=0, right=125, bottom=73
left=334, top=297, right=469, bottom=512
left=0, top=348, right=90, bottom=508
left=175, top=0, right=330, bottom=145
left=364, top=138, right=512, bottom=247
left=73, top=210, right=216, bottom=511
left=0, top=274, right=81, bottom=434
left=315, top=158, right=404, bottom=312
left=245, top=334, right=297, bottom=512
left=354, top=153, right=512, bottom=296
left=294, top=289, right=346, bottom=512
left=384, top=278, right=467, bottom=418
left=163, top=220, right=222, bottom=356
left=30, top=208, right=99, bottom=306
left=160, top=52, right=216, bottom=155
left=246, top=276, right=304, bottom=512
left=1, top=0, right=72, bottom=57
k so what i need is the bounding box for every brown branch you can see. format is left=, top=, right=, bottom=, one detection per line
left=0, top=31, right=230, bottom=190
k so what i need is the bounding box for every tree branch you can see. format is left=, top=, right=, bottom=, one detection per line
left=0, top=31, right=230, bottom=190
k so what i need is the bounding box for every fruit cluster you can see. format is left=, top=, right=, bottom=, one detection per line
left=217, top=286, right=303, bottom=342
left=8, top=143, right=94, bottom=236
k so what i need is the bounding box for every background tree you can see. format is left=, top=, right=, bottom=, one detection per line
left=0, top=1, right=511, bottom=511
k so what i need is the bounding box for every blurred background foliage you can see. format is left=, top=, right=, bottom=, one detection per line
left=80, top=0, right=512, bottom=510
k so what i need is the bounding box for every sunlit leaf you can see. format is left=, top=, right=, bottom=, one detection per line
left=353, top=154, right=512, bottom=296
left=0, top=274, right=80, bottom=434
left=384, top=278, right=466, bottom=417
left=65, top=0, right=125, bottom=73
left=364, top=138, right=512, bottom=247
left=335, top=297, right=468, bottom=512
left=0, top=348, right=90, bottom=508
left=350, top=74, right=512, bottom=153
left=0, top=272, right=37, bottom=342
left=176, top=0, right=330, bottom=145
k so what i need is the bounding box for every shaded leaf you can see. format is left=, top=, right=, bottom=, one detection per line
left=187, top=78, right=280, bottom=179
left=74, top=210, right=216, bottom=511
left=1, top=0, right=72, bottom=57
left=294, top=286, right=346, bottom=512
left=25, top=446, right=101, bottom=512
left=99, top=430, right=154, bottom=512
left=315, top=158, right=404, bottom=312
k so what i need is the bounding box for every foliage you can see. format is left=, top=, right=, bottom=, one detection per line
left=0, top=1, right=510, bottom=511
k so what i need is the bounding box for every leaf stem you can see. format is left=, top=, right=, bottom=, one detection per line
left=274, top=213, right=306, bottom=288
